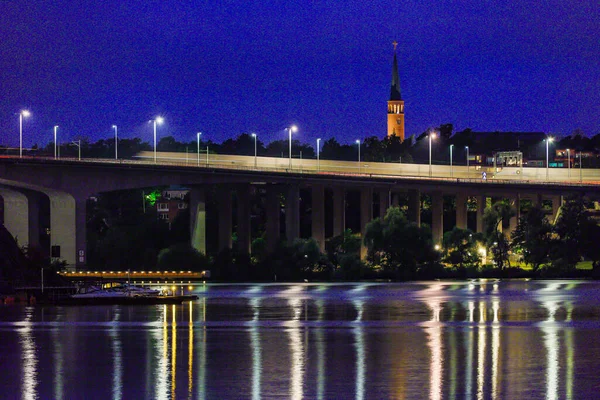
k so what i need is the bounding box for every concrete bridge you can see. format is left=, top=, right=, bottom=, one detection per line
left=1, top=153, right=598, bottom=268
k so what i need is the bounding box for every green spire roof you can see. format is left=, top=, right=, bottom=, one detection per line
left=390, top=43, right=402, bottom=101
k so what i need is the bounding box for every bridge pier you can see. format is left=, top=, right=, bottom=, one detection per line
left=379, top=189, right=389, bottom=219
left=236, top=185, right=252, bottom=254
left=408, top=190, right=420, bottom=226
left=285, top=184, right=300, bottom=244
left=456, top=192, right=468, bottom=230
left=218, top=187, right=232, bottom=251
left=312, top=184, right=325, bottom=251
left=476, top=195, right=485, bottom=233
left=431, top=192, right=444, bottom=245
left=360, top=188, right=373, bottom=259
left=0, top=187, right=29, bottom=248
left=189, top=187, right=206, bottom=254
left=266, top=185, right=281, bottom=253
left=332, top=187, right=345, bottom=237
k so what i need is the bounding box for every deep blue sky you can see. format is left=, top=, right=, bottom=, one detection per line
left=1, top=0, right=598, bottom=148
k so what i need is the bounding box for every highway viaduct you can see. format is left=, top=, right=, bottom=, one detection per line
left=1, top=154, right=598, bottom=268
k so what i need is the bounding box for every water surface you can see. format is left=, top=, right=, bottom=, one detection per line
left=1, top=280, right=600, bottom=399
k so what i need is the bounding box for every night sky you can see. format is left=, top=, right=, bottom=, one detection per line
left=1, top=0, right=598, bottom=149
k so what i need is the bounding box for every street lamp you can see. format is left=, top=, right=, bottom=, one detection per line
left=428, top=131, right=436, bottom=177
left=545, top=136, right=554, bottom=181
left=251, top=133, right=257, bottom=168
left=19, top=110, right=31, bottom=158
left=579, top=152, right=583, bottom=183
left=465, top=146, right=470, bottom=169
left=151, top=116, right=164, bottom=164
left=53, top=125, right=59, bottom=159
left=356, top=139, right=361, bottom=173
left=567, top=148, right=571, bottom=178
left=287, top=125, right=298, bottom=169
left=449, top=144, right=454, bottom=177
left=197, top=132, right=202, bottom=166
left=70, top=140, right=81, bottom=161
left=316, top=138, right=321, bottom=172
left=112, top=125, right=118, bottom=159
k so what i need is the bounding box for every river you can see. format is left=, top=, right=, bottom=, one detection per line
left=1, top=280, right=599, bottom=399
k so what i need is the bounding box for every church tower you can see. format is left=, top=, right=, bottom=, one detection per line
left=387, top=41, right=405, bottom=141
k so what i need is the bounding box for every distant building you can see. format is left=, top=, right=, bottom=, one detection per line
left=155, top=188, right=189, bottom=225
left=387, top=41, right=405, bottom=141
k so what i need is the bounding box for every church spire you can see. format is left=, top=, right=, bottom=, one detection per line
left=390, top=41, right=402, bottom=101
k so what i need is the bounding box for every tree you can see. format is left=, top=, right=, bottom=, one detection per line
left=325, top=229, right=363, bottom=280
left=157, top=243, right=209, bottom=271
left=481, top=200, right=515, bottom=269
left=363, top=207, right=438, bottom=279
left=511, top=206, right=552, bottom=271
left=551, top=195, right=589, bottom=269
left=442, top=227, right=481, bottom=269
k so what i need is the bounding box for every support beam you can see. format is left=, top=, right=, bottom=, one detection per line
left=456, top=192, right=468, bottom=230
left=75, top=197, right=87, bottom=268
left=236, top=185, right=252, bottom=254
left=551, top=196, right=562, bottom=223
left=266, top=185, right=281, bottom=253
left=408, top=190, right=421, bottom=226
left=218, top=188, right=232, bottom=251
left=332, top=187, right=345, bottom=237
left=476, top=195, right=485, bottom=233
left=311, top=184, right=325, bottom=251
left=189, top=187, right=206, bottom=254
left=431, top=192, right=444, bottom=245
left=508, top=196, right=520, bottom=239
left=360, top=188, right=373, bottom=259
left=26, top=191, right=41, bottom=250
left=49, top=192, right=77, bottom=267
left=285, top=184, right=300, bottom=244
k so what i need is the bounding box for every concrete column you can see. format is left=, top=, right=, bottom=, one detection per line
left=476, top=195, right=485, bottom=233
left=360, top=188, right=373, bottom=259
left=49, top=192, right=76, bottom=267
left=189, top=187, right=206, bottom=254
left=218, top=188, right=232, bottom=251
left=311, top=184, right=325, bottom=251
left=533, top=194, right=543, bottom=207
left=0, top=187, right=29, bottom=247
left=26, top=191, right=41, bottom=249
left=456, top=192, right=468, bottom=230
left=236, top=185, right=251, bottom=254
left=379, top=189, right=389, bottom=219
left=408, top=190, right=421, bottom=226
left=285, top=184, right=300, bottom=244
left=551, top=196, right=562, bottom=222
left=266, top=185, right=281, bottom=253
left=508, top=196, right=520, bottom=238
left=332, top=187, right=345, bottom=237
left=392, top=192, right=399, bottom=207
left=75, top=197, right=87, bottom=269
left=431, top=192, right=444, bottom=244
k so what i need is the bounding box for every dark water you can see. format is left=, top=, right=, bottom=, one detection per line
left=1, top=281, right=600, bottom=399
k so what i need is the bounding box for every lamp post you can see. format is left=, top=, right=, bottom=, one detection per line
left=287, top=125, right=298, bottom=169
left=197, top=132, right=202, bottom=166
left=53, top=125, right=59, bottom=159
left=356, top=139, right=361, bottom=173
left=316, top=138, right=321, bottom=172
left=465, top=146, right=470, bottom=169
left=251, top=133, right=257, bottom=168
left=449, top=144, right=454, bottom=177
left=19, top=110, right=31, bottom=158
left=579, top=152, right=583, bottom=183
left=151, top=117, right=164, bottom=164
left=429, top=131, right=436, bottom=177
left=545, top=136, right=554, bottom=181
left=112, top=125, right=118, bottom=160
left=567, top=148, right=571, bottom=178
left=70, top=140, right=81, bottom=160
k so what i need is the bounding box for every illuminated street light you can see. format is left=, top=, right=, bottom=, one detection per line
left=151, top=116, right=164, bottom=164
left=197, top=132, right=202, bottom=166
left=545, top=136, right=554, bottom=181
left=465, top=146, right=470, bottom=169
left=53, top=125, right=59, bottom=159
left=287, top=125, right=298, bottom=169
left=429, top=131, right=436, bottom=177
left=449, top=144, right=454, bottom=177
left=70, top=140, right=81, bottom=161
left=316, top=138, right=321, bottom=172
left=356, top=139, right=361, bottom=173
left=567, top=148, right=571, bottom=178
left=251, top=133, right=257, bottom=168
left=112, top=125, right=118, bottom=159
left=19, top=110, right=31, bottom=158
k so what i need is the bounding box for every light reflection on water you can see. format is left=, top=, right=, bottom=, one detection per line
left=2, top=280, right=600, bottom=398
